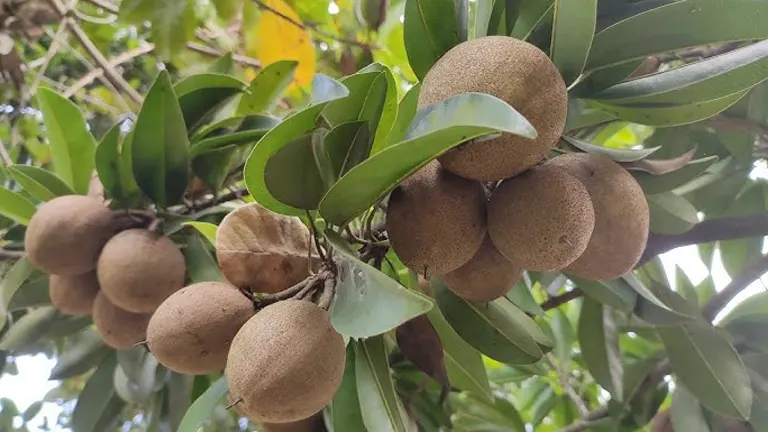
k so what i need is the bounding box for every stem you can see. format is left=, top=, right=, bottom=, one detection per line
left=317, top=276, right=336, bottom=311
left=545, top=355, right=589, bottom=417
left=183, top=187, right=249, bottom=214
left=256, top=277, right=314, bottom=308
left=540, top=289, right=583, bottom=311
left=0, top=250, right=25, bottom=261
left=702, top=252, right=768, bottom=321
left=305, top=211, right=327, bottom=261
left=292, top=277, right=321, bottom=300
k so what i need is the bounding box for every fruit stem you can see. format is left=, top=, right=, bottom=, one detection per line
left=292, top=276, right=322, bottom=300
left=255, top=277, right=314, bottom=308
left=305, top=211, right=327, bottom=261
left=225, top=397, right=243, bottom=410
left=317, top=275, right=336, bottom=311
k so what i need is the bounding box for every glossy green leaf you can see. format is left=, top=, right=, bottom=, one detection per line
left=355, top=336, right=408, bottom=432
left=0, top=307, right=58, bottom=351
left=432, top=279, right=546, bottom=365
left=587, top=0, right=768, bottom=71
left=720, top=291, right=768, bottom=327
left=748, top=369, right=768, bottom=432
left=0, top=258, right=34, bottom=331
left=552, top=309, right=574, bottom=367
left=0, top=187, right=36, bottom=226
left=208, top=52, right=234, bottom=74
left=359, top=64, right=399, bottom=155
left=182, top=231, right=226, bottom=284
left=71, top=352, right=125, bottom=432
left=331, top=344, right=366, bottom=432
left=578, top=298, right=623, bottom=399
left=530, top=387, right=557, bottom=426
left=177, top=375, right=228, bottom=432
left=319, top=92, right=536, bottom=225
left=237, top=60, right=298, bottom=115
left=506, top=282, right=545, bottom=316
left=510, top=0, right=555, bottom=41
left=7, top=273, right=50, bottom=310
left=550, top=0, right=596, bottom=85
left=569, top=60, right=644, bottom=98
left=386, top=82, right=421, bottom=148
left=562, top=136, right=660, bottom=162
left=426, top=305, right=492, bottom=401
left=264, top=129, right=330, bottom=210
left=181, top=221, right=217, bottom=245
left=132, top=70, right=190, bottom=208
left=472, top=0, right=499, bottom=38
left=634, top=156, right=719, bottom=194
left=648, top=192, right=699, bottom=235
left=114, top=351, right=157, bottom=404
left=191, top=146, right=236, bottom=192
left=404, top=0, right=461, bottom=80
left=49, top=330, right=110, bottom=380
left=94, top=123, right=140, bottom=205
left=243, top=75, right=349, bottom=216
left=190, top=115, right=281, bottom=157
left=120, top=0, right=195, bottom=61
left=36, top=88, right=97, bottom=194
left=174, top=73, right=247, bottom=133
left=324, top=121, right=370, bottom=178
left=8, top=165, right=74, bottom=201
left=451, top=392, right=527, bottom=431
left=568, top=277, right=637, bottom=312
left=670, top=386, right=711, bottom=432
left=634, top=290, right=699, bottom=327
left=326, top=231, right=434, bottom=338
left=658, top=320, right=752, bottom=419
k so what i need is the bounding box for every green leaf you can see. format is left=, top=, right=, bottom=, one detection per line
left=174, top=73, right=246, bottom=134
left=264, top=129, right=331, bottom=210
left=432, top=279, right=546, bottom=365
left=362, top=64, right=399, bottom=155
left=0, top=187, right=36, bottom=226
left=191, top=147, right=235, bottom=193
left=472, top=0, right=498, bottom=38
left=355, top=337, right=408, bottom=432
left=550, top=0, right=597, bottom=85
left=132, top=70, right=190, bottom=208
left=7, top=165, right=74, bottom=201
left=451, top=392, right=527, bottom=431
left=72, top=352, right=125, bottom=432
left=578, top=298, right=623, bottom=399
left=587, top=0, right=768, bottom=71
left=319, top=92, right=536, bottom=225
left=720, top=291, right=768, bottom=327
left=208, top=52, right=234, bottom=74
left=94, top=123, right=140, bottom=205
left=562, top=136, right=660, bottom=162
left=657, top=320, right=752, bottom=419
left=181, top=222, right=217, bottom=245
left=114, top=351, right=157, bottom=404
left=120, top=0, right=195, bottom=61
left=177, top=375, right=228, bottom=432
left=404, top=0, right=461, bottom=80
left=506, top=282, right=545, bottom=316
left=7, top=273, right=50, bottom=311
left=190, top=115, right=281, bottom=157
left=36, top=88, right=97, bottom=194
left=386, top=83, right=421, bottom=148
left=326, top=230, right=434, bottom=338
left=552, top=308, right=574, bottom=367
left=324, top=121, right=371, bottom=178
left=648, top=192, right=699, bottom=235
left=237, top=60, right=298, bottom=115
left=569, top=60, right=644, bottom=98
left=568, top=277, right=637, bottom=312
left=530, top=387, right=557, bottom=426
left=22, top=401, right=42, bottom=422
left=0, top=258, right=34, bottom=331
left=633, top=156, right=719, bottom=195
left=0, top=307, right=58, bottom=351
left=49, top=330, right=110, bottom=380
left=243, top=75, right=349, bottom=216
left=510, top=0, right=555, bottom=41
left=182, top=231, right=226, bottom=283
left=331, top=344, right=366, bottom=432
left=670, top=386, right=711, bottom=432
left=426, top=305, right=492, bottom=401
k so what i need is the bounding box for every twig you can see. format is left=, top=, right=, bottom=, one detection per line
left=702, top=252, right=768, bottom=321
left=27, top=20, right=70, bottom=98
left=185, top=42, right=261, bottom=69
left=317, top=276, right=336, bottom=311
left=0, top=250, right=25, bottom=260
left=540, top=289, right=583, bottom=311
left=0, top=139, right=12, bottom=165
left=80, top=0, right=119, bottom=14
left=63, top=43, right=154, bottom=98
left=545, top=355, right=589, bottom=417
left=257, top=276, right=314, bottom=308
left=38, top=76, right=121, bottom=115
left=182, top=187, right=249, bottom=215
left=306, top=211, right=326, bottom=261
left=251, top=0, right=375, bottom=50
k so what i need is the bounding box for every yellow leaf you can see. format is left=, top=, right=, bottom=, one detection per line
left=253, top=0, right=316, bottom=88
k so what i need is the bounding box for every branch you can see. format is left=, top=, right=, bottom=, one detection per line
left=702, top=252, right=768, bottom=321
left=184, top=42, right=261, bottom=69
left=251, top=0, right=375, bottom=50
left=638, top=212, right=768, bottom=266
left=63, top=43, right=154, bottom=98
left=80, top=0, right=119, bottom=14
left=0, top=250, right=25, bottom=261
left=540, top=289, right=583, bottom=311
left=182, top=187, right=249, bottom=215
left=545, top=355, right=589, bottom=417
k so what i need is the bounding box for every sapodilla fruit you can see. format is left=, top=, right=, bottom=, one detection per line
left=92, top=292, right=151, bottom=349
left=226, top=300, right=345, bottom=423
left=262, top=411, right=326, bottom=432
left=386, top=161, right=487, bottom=277
left=25, top=195, right=119, bottom=276
left=97, top=228, right=186, bottom=313
left=146, top=282, right=254, bottom=375
left=545, top=153, right=650, bottom=280
left=418, top=36, right=568, bottom=181
left=442, top=236, right=523, bottom=303
left=49, top=271, right=100, bottom=316
left=488, top=163, right=595, bottom=271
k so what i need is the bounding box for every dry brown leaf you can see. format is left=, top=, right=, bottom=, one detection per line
left=623, top=145, right=699, bottom=174
left=215, top=202, right=318, bottom=294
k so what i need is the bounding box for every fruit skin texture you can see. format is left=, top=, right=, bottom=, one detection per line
left=262, top=411, right=327, bottom=432
left=442, top=236, right=523, bottom=302
left=386, top=161, right=487, bottom=276
left=488, top=163, right=595, bottom=271
left=92, top=292, right=151, bottom=349
left=25, top=195, right=118, bottom=276
left=49, top=271, right=100, bottom=316
left=226, top=300, right=345, bottom=424
left=146, top=282, right=254, bottom=375
left=546, top=153, right=650, bottom=280
left=97, top=228, right=186, bottom=313
left=418, top=36, right=568, bottom=181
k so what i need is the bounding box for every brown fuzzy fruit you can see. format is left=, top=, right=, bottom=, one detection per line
left=92, top=292, right=151, bottom=349
left=418, top=36, right=568, bottom=181
left=546, top=153, right=650, bottom=280
left=226, top=300, right=345, bottom=424
left=386, top=161, right=487, bottom=276
left=97, top=229, right=186, bottom=313
left=442, top=236, right=523, bottom=302
left=49, top=271, right=100, bottom=316
left=25, top=195, right=119, bottom=276
left=146, top=282, right=254, bottom=375
left=488, top=163, right=595, bottom=271
left=216, top=202, right=317, bottom=294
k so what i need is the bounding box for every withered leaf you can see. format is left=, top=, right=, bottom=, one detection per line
left=395, top=314, right=450, bottom=388
left=623, top=145, right=698, bottom=174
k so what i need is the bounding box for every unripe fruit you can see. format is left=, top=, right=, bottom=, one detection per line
left=49, top=271, right=100, bottom=316
left=25, top=195, right=119, bottom=276
left=226, top=300, right=345, bottom=424
left=97, top=229, right=186, bottom=313
left=92, top=292, right=151, bottom=350
left=147, top=282, right=254, bottom=375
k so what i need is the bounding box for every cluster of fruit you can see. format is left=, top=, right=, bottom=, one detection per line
left=386, top=36, right=650, bottom=303
left=24, top=196, right=345, bottom=427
